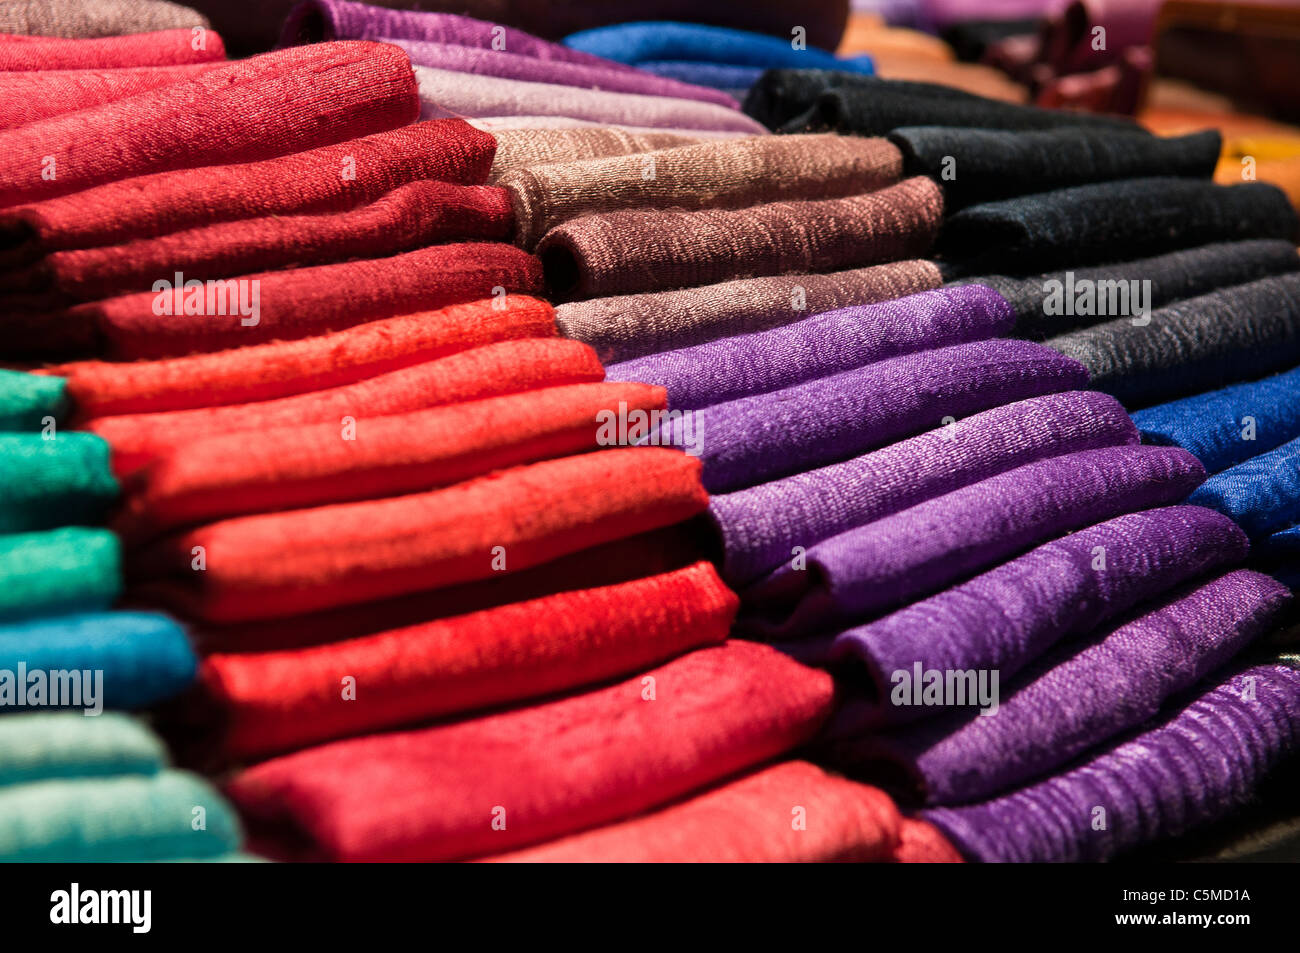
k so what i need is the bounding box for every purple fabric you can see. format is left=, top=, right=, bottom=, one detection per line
left=840, top=569, right=1288, bottom=805
left=676, top=338, right=1089, bottom=493
left=608, top=285, right=1014, bottom=411
left=710, top=390, right=1136, bottom=586
left=382, top=38, right=741, bottom=109
left=825, top=505, right=1249, bottom=733
left=739, top=444, right=1207, bottom=638
left=923, top=658, right=1300, bottom=862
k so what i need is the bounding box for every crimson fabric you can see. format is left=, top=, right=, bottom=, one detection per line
left=117, top=381, right=667, bottom=539
left=225, top=640, right=834, bottom=861
left=50, top=296, right=555, bottom=417
left=181, top=562, right=736, bottom=762
left=0, top=29, right=224, bottom=70
left=0, top=64, right=222, bottom=128
left=0, top=41, right=418, bottom=208
left=0, top=120, right=496, bottom=262
left=88, top=337, right=602, bottom=475
left=129, top=447, right=710, bottom=622
left=5, top=181, right=515, bottom=302
left=487, top=761, right=961, bottom=863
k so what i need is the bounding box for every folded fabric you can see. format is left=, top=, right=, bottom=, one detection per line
left=938, top=179, right=1299, bottom=276
left=89, top=337, right=603, bottom=475
left=117, top=381, right=665, bottom=538
left=711, top=390, right=1136, bottom=586
left=607, top=285, right=1012, bottom=410
left=225, top=640, right=834, bottom=861
left=0, top=63, right=223, bottom=128
left=0, top=368, right=67, bottom=430
left=0, top=432, right=117, bottom=532
left=1133, top=364, right=1300, bottom=474
left=21, top=242, right=543, bottom=359
left=0, top=28, right=223, bottom=70
left=0, top=0, right=209, bottom=38
left=0, top=119, right=495, bottom=262
left=183, top=562, right=736, bottom=762
left=1046, top=273, right=1300, bottom=408
left=0, top=41, right=418, bottom=207
left=504, top=134, right=901, bottom=248
left=0, top=527, right=121, bottom=623
left=742, top=445, right=1206, bottom=638
left=0, top=769, right=240, bottom=862
left=956, top=239, right=1300, bottom=340
left=827, top=506, right=1250, bottom=735
left=684, top=338, right=1089, bottom=493
left=0, top=712, right=165, bottom=787
left=0, top=610, right=196, bottom=710
left=556, top=261, right=941, bottom=363
left=539, top=177, right=943, bottom=300
left=636, top=60, right=763, bottom=95
left=1188, top=437, right=1300, bottom=538
left=488, top=127, right=699, bottom=184
left=924, top=659, right=1300, bottom=862
left=130, top=447, right=708, bottom=622
left=488, top=760, right=960, bottom=863
left=51, top=296, right=555, bottom=417
left=890, top=126, right=1221, bottom=208
left=469, top=114, right=751, bottom=141
left=413, top=66, right=767, bottom=135
left=7, top=181, right=514, bottom=302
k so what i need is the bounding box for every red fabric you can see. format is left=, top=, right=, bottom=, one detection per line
left=225, top=640, right=835, bottom=861
left=0, top=41, right=418, bottom=208
left=0, top=29, right=226, bottom=70
left=0, top=63, right=223, bottom=127
left=128, top=446, right=709, bottom=623
left=117, top=381, right=667, bottom=539
left=895, top=818, right=965, bottom=863
left=89, top=336, right=603, bottom=474
left=180, top=561, right=736, bottom=763
left=49, top=295, right=556, bottom=417
left=0, top=120, right=497, bottom=263
left=4, top=181, right=515, bottom=301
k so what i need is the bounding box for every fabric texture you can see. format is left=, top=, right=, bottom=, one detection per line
left=0, top=432, right=118, bottom=532
left=0, top=28, right=223, bottom=70
left=0, top=369, right=68, bottom=430
left=636, top=60, right=763, bottom=95
left=487, top=126, right=700, bottom=184
left=0, top=63, right=223, bottom=128
left=0, top=527, right=121, bottom=623
left=1189, top=437, right=1300, bottom=538
left=0, top=0, right=209, bottom=37
left=0, top=712, right=165, bottom=787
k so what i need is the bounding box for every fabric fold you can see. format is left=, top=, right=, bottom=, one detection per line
left=0, top=527, right=121, bottom=623
left=0, top=432, right=118, bottom=532
left=0, top=712, right=165, bottom=787
left=0, top=63, right=223, bottom=128
left=0, top=28, right=223, bottom=70
left=487, top=126, right=700, bottom=183
left=1188, top=437, right=1300, bottom=538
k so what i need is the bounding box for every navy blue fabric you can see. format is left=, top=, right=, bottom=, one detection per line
left=1188, top=436, right=1300, bottom=538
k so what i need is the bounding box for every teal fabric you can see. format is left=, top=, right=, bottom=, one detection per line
left=0, top=433, right=119, bottom=533
left=0, top=712, right=165, bottom=787
left=0, top=369, right=68, bottom=431
left=0, top=528, right=121, bottom=622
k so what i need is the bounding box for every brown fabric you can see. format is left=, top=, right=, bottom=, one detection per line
left=0, top=0, right=208, bottom=36
left=487, top=127, right=700, bottom=185
left=505, top=134, right=903, bottom=248
left=538, top=176, right=944, bottom=300
left=555, top=260, right=943, bottom=363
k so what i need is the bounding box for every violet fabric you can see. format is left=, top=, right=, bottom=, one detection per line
left=924, top=659, right=1300, bottom=862
left=677, top=338, right=1089, bottom=493
left=740, top=445, right=1207, bottom=639
left=1188, top=437, right=1300, bottom=539
left=710, top=390, right=1136, bottom=586
left=607, top=285, right=1013, bottom=410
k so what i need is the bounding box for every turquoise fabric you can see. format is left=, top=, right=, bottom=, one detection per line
left=0, top=433, right=119, bottom=533
left=0, top=528, right=121, bottom=622
left=0, top=712, right=165, bottom=786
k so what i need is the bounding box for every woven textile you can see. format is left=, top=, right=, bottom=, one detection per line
left=0, top=527, right=121, bottom=623
left=0, top=28, right=223, bottom=70
left=0, top=712, right=165, bottom=787
left=0, top=0, right=209, bottom=37
left=487, top=127, right=700, bottom=183
left=0, top=369, right=67, bottom=430
left=0, top=63, right=222, bottom=128
left=0, top=432, right=117, bottom=533
left=1189, top=436, right=1300, bottom=538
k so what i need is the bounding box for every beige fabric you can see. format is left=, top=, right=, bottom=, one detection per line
left=0, top=0, right=209, bottom=36
left=487, top=127, right=702, bottom=184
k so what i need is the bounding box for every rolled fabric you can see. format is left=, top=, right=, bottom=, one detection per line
left=469, top=113, right=750, bottom=140
left=938, top=179, right=1299, bottom=277
left=0, top=769, right=240, bottom=862
left=225, top=640, right=834, bottom=861
left=0, top=712, right=165, bottom=787
left=0, top=0, right=209, bottom=37
left=488, top=127, right=700, bottom=183
left=129, top=447, right=709, bottom=622
left=116, top=381, right=666, bottom=538
left=1189, top=437, right=1300, bottom=539
left=6, top=181, right=514, bottom=302
left=539, top=176, right=943, bottom=300
left=955, top=239, right=1300, bottom=340
left=636, top=60, right=763, bottom=95
left=1045, top=274, right=1300, bottom=409
left=0, top=368, right=68, bottom=430
left=741, top=445, right=1207, bottom=639
left=0, top=41, right=418, bottom=207
left=413, top=66, right=767, bottom=135
left=890, top=126, right=1221, bottom=208
left=827, top=506, right=1250, bottom=734
left=0, top=611, right=196, bottom=711
left=683, top=338, right=1089, bottom=493
left=924, top=660, right=1300, bottom=862
left=0, top=432, right=117, bottom=533
left=181, top=562, right=736, bottom=762
left=556, top=261, right=941, bottom=363
left=711, top=390, right=1137, bottom=587
left=0, top=28, right=223, bottom=70
left=607, top=285, right=1012, bottom=410
left=0, top=527, right=120, bottom=623
left=0, top=63, right=223, bottom=128
left=487, top=761, right=959, bottom=863
left=1132, top=365, right=1300, bottom=475
left=88, top=337, right=603, bottom=475
left=503, top=134, right=902, bottom=248
left=0, top=120, right=496, bottom=262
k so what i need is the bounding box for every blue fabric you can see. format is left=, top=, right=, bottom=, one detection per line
left=1131, top=364, right=1300, bottom=474
left=636, top=60, right=764, bottom=94
left=563, top=21, right=874, bottom=74
left=1187, top=436, right=1300, bottom=538
left=0, top=612, right=197, bottom=711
